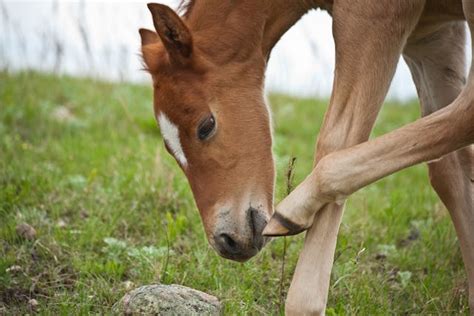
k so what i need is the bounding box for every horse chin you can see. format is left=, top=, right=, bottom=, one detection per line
left=218, top=250, right=258, bottom=263
left=213, top=244, right=264, bottom=262
left=208, top=234, right=271, bottom=262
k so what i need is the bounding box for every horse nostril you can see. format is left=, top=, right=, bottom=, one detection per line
left=249, top=207, right=267, bottom=236
left=218, top=233, right=239, bottom=254
left=212, top=209, right=269, bottom=261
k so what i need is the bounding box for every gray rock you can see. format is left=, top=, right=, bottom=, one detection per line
left=113, top=284, right=221, bottom=315
left=16, top=223, right=37, bottom=240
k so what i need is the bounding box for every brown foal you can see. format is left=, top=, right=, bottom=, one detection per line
left=139, top=0, right=474, bottom=314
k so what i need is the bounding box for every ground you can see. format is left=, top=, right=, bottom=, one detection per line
left=0, top=71, right=469, bottom=315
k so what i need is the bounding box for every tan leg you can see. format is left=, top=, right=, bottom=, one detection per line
left=458, top=4, right=474, bottom=310
left=433, top=148, right=474, bottom=313
left=265, top=59, right=474, bottom=237
left=265, top=18, right=474, bottom=236
left=405, top=20, right=474, bottom=313
left=266, top=15, right=474, bottom=315
left=280, top=1, right=425, bottom=314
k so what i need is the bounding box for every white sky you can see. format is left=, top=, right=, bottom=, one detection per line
left=0, top=0, right=470, bottom=100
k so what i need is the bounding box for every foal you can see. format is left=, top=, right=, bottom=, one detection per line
left=140, top=0, right=474, bottom=314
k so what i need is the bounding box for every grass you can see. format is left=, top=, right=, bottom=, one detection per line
left=0, top=71, right=469, bottom=315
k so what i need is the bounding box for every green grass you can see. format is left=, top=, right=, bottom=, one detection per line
left=0, top=71, right=469, bottom=315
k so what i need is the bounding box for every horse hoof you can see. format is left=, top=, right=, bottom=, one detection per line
left=262, top=212, right=308, bottom=236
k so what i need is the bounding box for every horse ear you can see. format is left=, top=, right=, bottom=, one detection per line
left=147, top=3, right=193, bottom=66
left=139, top=28, right=161, bottom=72
left=139, top=28, right=159, bottom=46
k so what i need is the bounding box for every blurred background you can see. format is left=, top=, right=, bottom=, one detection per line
left=3, top=0, right=465, bottom=100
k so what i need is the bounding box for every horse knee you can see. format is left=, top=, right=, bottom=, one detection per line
left=313, top=155, right=350, bottom=202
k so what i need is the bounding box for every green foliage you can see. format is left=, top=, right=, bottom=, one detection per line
left=0, top=71, right=469, bottom=314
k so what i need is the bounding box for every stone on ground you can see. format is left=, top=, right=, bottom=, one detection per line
left=113, top=284, right=221, bottom=315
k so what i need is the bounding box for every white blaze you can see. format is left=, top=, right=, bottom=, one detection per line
left=157, top=113, right=188, bottom=167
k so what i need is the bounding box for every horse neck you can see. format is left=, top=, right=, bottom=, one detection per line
left=185, top=0, right=324, bottom=64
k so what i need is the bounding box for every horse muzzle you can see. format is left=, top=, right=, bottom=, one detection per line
left=212, top=207, right=270, bottom=262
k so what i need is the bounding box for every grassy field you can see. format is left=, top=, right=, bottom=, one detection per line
left=0, top=71, right=469, bottom=315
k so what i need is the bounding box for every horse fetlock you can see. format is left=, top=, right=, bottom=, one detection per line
left=263, top=181, right=320, bottom=236
left=263, top=164, right=348, bottom=237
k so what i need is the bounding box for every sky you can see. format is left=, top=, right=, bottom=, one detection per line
left=0, top=0, right=471, bottom=101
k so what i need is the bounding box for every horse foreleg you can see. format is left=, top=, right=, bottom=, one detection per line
left=273, top=1, right=425, bottom=314
left=266, top=94, right=474, bottom=237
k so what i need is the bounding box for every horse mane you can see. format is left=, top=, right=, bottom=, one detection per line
left=177, top=0, right=196, bottom=18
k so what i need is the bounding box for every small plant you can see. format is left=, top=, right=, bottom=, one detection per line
left=103, top=237, right=127, bottom=260
left=102, top=237, right=172, bottom=280
left=397, top=271, right=412, bottom=288
left=278, top=157, right=297, bottom=314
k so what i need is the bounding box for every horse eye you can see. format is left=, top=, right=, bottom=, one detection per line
left=198, top=115, right=216, bottom=140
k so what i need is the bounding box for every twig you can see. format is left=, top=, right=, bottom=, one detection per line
left=278, top=157, right=297, bottom=314
left=286, top=157, right=297, bottom=196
